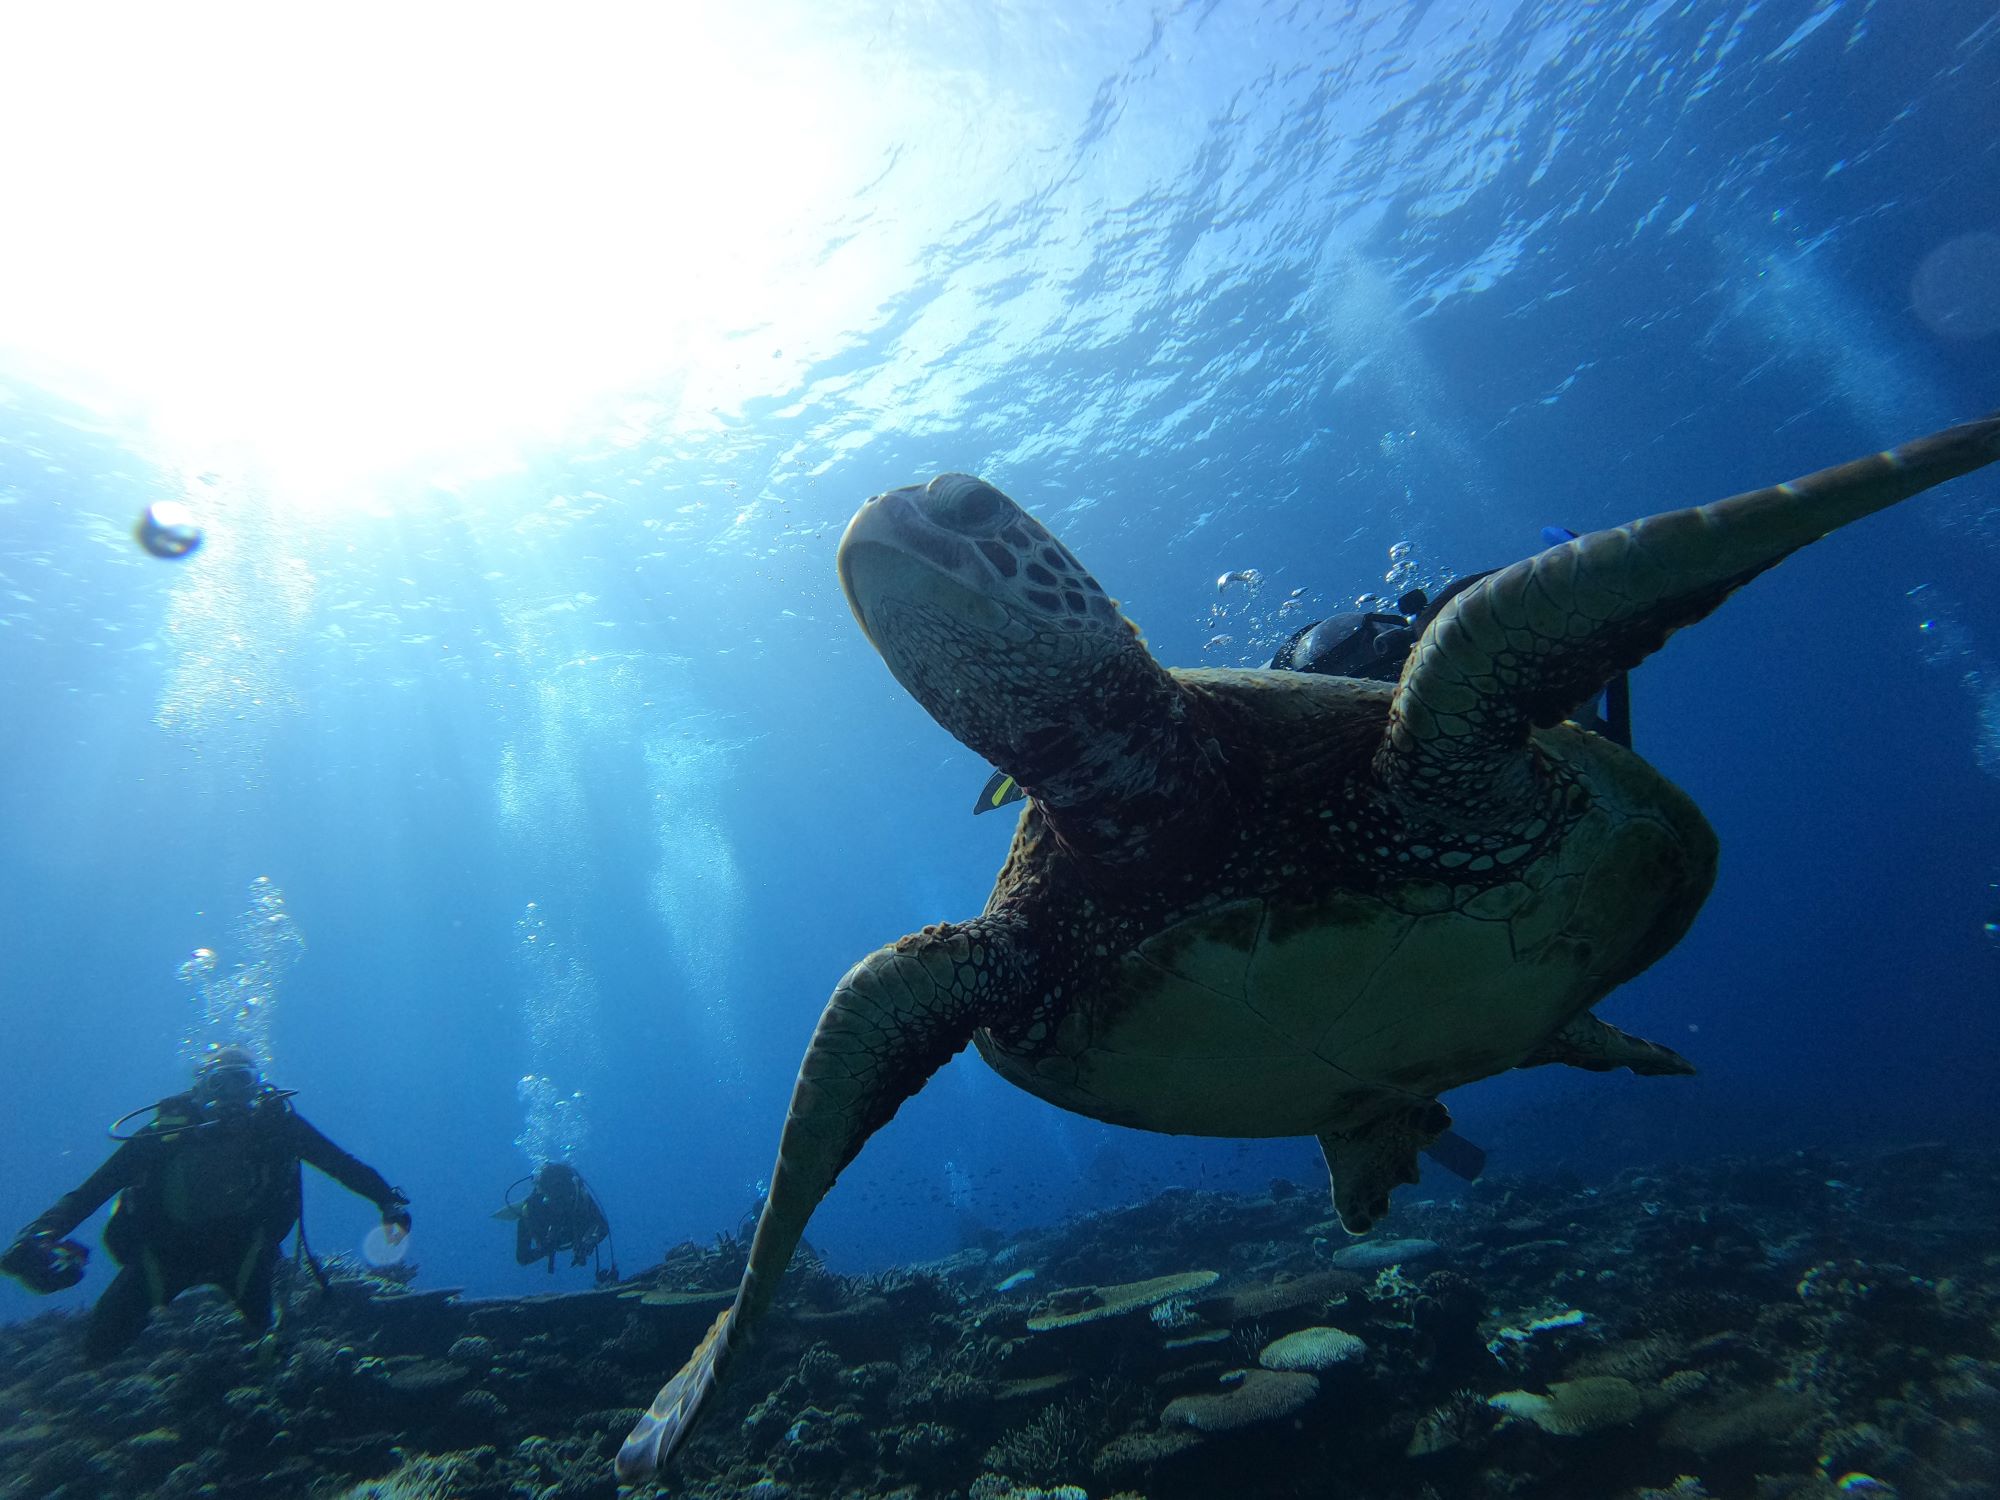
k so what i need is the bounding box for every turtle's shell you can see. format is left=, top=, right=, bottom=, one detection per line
left=972, top=669, right=1716, bottom=1138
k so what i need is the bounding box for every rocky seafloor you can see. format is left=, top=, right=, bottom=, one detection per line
left=3, top=1145, right=1997, bottom=1500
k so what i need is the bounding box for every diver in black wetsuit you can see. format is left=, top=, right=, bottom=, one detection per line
left=1266, top=570, right=1632, bottom=744
left=0, top=1047, right=411, bottom=1362
left=503, top=1161, right=613, bottom=1275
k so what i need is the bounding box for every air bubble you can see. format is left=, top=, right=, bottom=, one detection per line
left=178, top=880, right=305, bottom=1067
left=1911, top=232, right=2000, bottom=341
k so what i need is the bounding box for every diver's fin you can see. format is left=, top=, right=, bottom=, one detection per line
left=1601, top=671, right=1632, bottom=748
left=1317, top=1098, right=1451, bottom=1234
left=1522, top=1012, right=1695, bottom=1076
left=490, top=1204, right=525, bottom=1222
left=618, top=920, right=1009, bottom=1482
left=973, top=768, right=1027, bottom=815
left=1421, top=1127, right=1487, bottom=1181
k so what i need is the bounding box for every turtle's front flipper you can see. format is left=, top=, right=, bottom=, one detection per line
left=1378, top=413, right=2000, bottom=821
left=616, top=920, right=1015, bottom=1483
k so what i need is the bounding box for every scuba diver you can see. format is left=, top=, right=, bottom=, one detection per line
left=1267, top=560, right=1632, bottom=744
left=496, top=1161, right=616, bottom=1281
left=0, top=1046, right=411, bottom=1363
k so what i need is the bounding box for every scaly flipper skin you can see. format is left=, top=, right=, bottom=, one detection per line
left=1380, top=413, right=2000, bottom=825
left=1522, top=1012, right=1696, bottom=1076
left=616, top=920, right=1024, bottom=1483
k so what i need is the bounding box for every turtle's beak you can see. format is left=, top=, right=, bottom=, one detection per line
left=835, top=491, right=895, bottom=651
left=837, top=485, right=1007, bottom=661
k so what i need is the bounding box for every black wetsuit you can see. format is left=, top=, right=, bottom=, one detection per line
left=514, top=1166, right=610, bottom=1272
left=24, top=1092, right=398, bottom=1361
left=1270, top=577, right=1632, bottom=749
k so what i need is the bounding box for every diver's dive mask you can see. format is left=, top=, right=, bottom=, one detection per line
left=194, top=1057, right=263, bottom=1114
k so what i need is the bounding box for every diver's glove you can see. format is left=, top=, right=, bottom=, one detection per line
left=379, top=1189, right=413, bottom=1240
left=1, top=1229, right=88, bottom=1294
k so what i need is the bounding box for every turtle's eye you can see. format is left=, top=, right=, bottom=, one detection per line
left=924, top=474, right=1011, bottom=533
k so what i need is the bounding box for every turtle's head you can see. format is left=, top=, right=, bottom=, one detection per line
left=838, top=475, right=1156, bottom=785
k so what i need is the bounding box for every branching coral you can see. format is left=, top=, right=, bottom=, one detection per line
left=981, top=1399, right=1096, bottom=1487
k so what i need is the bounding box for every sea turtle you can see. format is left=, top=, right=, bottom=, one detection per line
left=618, top=412, right=2000, bottom=1481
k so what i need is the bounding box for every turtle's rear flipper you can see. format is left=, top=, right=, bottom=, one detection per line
left=617, top=921, right=1012, bottom=1483
left=1318, top=1098, right=1453, bottom=1233
left=1524, top=1012, right=1695, bottom=1076
left=1378, top=412, right=2000, bottom=822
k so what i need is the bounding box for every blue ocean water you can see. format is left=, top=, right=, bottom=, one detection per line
left=2, top=0, right=1996, bottom=1339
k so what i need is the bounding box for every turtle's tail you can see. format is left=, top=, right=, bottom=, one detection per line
left=1378, top=411, right=2000, bottom=819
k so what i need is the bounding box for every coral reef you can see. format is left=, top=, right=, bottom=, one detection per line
left=2, top=1144, right=1998, bottom=1498
left=1162, top=1368, right=1321, bottom=1431
left=1488, top=1375, right=1644, bottom=1435
left=1259, top=1324, right=1367, bottom=1371
left=1023, top=1270, right=1219, bottom=1332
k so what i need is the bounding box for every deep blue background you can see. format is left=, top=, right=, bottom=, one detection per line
left=3, top=0, right=1996, bottom=1324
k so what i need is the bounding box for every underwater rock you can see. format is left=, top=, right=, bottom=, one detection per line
left=1326, top=1237, right=1440, bottom=1271
left=1162, top=1327, right=1231, bottom=1351
left=1257, top=1325, right=1366, bottom=1371
left=1092, top=1425, right=1205, bottom=1478
left=379, top=1357, right=471, bottom=1397
left=966, top=1477, right=1088, bottom=1500
left=772, top=1404, right=872, bottom=1483
left=1162, top=1368, right=1319, bottom=1432
left=1404, top=1388, right=1492, bottom=1457
left=454, top=1387, right=507, bottom=1422
left=0, top=1419, right=56, bottom=1459
left=446, top=1334, right=495, bottom=1364
left=1200, top=1267, right=1362, bottom=1323
left=1659, top=1384, right=1817, bottom=1456
left=880, top=1418, right=963, bottom=1465
left=993, top=1372, right=1080, bottom=1402
left=329, top=1449, right=488, bottom=1499
left=1568, top=1333, right=1687, bottom=1385
left=1488, top=1375, right=1643, bottom=1435
left=1025, top=1269, right=1220, bottom=1331
left=624, top=1285, right=738, bottom=1308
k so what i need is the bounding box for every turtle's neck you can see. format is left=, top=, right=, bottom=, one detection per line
left=1006, top=650, right=1234, bottom=866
